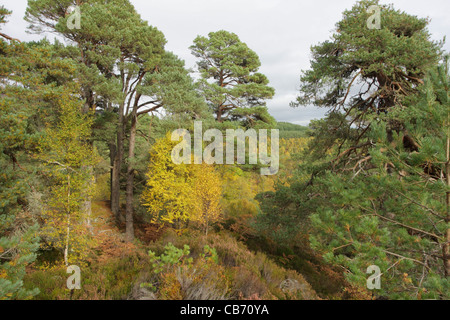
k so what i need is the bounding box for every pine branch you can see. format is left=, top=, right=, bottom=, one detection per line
left=0, top=32, right=20, bottom=42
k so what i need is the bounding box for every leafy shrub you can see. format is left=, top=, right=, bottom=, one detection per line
left=142, top=243, right=228, bottom=300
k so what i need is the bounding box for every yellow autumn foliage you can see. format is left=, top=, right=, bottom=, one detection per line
left=191, top=164, right=222, bottom=235
left=141, top=134, right=222, bottom=233
left=38, top=96, right=98, bottom=266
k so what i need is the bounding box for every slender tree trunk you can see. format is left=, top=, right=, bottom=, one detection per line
left=107, top=101, right=117, bottom=210
left=109, top=141, right=116, bottom=204
left=82, top=166, right=94, bottom=235
left=205, top=204, right=209, bottom=236
left=111, top=143, right=121, bottom=220
left=111, top=105, right=125, bottom=221
left=64, top=217, right=71, bottom=267
left=125, top=114, right=137, bottom=242
left=81, top=98, right=94, bottom=233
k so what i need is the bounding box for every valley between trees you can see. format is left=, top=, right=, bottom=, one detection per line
left=0, top=0, right=448, bottom=300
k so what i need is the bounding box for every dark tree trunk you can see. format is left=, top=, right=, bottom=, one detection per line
left=111, top=105, right=124, bottom=221
left=109, top=141, right=116, bottom=205
left=217, top=106, right=223, bottom=123
left=82, top=89, right=95, bottom=114
left=125, top=114, right=137, bottom=242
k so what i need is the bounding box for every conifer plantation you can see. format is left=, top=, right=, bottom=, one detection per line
left=0, top=0, right=448, bottom=302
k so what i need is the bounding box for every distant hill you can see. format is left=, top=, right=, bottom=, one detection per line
left=277, top=122, right=310, bottom=138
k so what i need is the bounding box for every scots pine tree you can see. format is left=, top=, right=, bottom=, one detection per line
left=255, top=0, right=447, bottom=299
left=191, top=30, right=276, bottom=128
left=292, top=0, right=442, bottom=168
left=309, top=63, right=449, bottom=299
left=26, top=0, right=209, bottom=241
left=0, top=7, right=41, bottom=300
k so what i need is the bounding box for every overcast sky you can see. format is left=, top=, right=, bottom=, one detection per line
left=2, top=0, right=449, bottom=126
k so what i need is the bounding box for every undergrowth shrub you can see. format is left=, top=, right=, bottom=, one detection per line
left=141, top=242, right=229, bottom=300
left=24, top=251, right=151, bottom=300
left=139, top=230, right=318, bottom=300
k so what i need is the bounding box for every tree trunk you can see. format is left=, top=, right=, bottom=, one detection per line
left=82, top=89, right=94, bottom=114
left=109, top=141, right=116, bottom=205
left=125, top=114, right=137, bottom=242
left=217, top=106, right=223, bottom=123
left=111, top=139, right=122, bottom=220
left=205, top=205, right=209, bottom=236
left=82, top=165, right=94, bottom=235
left=111, top=106, right=125, bottom=221
left=81, top=96, right=95, bottom=234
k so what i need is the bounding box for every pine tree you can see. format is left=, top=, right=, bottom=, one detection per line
left=255, top=0, right=447, bottom=299
left=191, top=30, right=276, bottom=128
left=26, top=0, right=210, bottom=241
left=292, top=0, right=442, bottom=169
left=0, top=6, right=41, bottom=300
left=309, top=62, right=449, bottom=299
